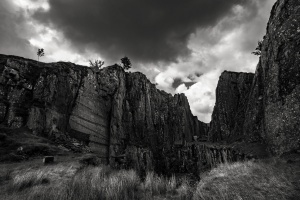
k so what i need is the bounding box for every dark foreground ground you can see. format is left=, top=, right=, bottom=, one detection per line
left=1, top=154, right=300, bottom=199
left=1, top=128, right=300, bottom=200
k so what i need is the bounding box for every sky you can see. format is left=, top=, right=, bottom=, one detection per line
left=0, top=0, right=276, bottom=123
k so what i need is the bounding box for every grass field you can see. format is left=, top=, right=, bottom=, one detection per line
left=1, top=157, right=299, bottom=200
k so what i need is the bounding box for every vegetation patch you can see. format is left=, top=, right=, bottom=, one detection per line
left=0, top=158, right=299, bottom=200
left=193, top=160, right=299, bottom=200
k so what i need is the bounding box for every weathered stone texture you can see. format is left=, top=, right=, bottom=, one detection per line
left=243, top=61, right=266, bottom=143
left=244, top=0, right=300, bottom=154
left=0, top=55, right=208, bottom=168
left=160, top=142, right=262, bottom=176
left=69, top=70, right=111, bottom=158
left=210, top=0, right=300, bottom=155
left=208, top=71, right=254, bottom=142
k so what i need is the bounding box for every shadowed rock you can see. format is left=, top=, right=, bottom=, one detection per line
left=208, top=71, right=254, bottom=142
left=43, top=156, right=54, bottom=164
left=0, top=55, right=208, bottom=171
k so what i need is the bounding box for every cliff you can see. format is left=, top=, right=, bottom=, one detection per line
left=209, top=0, right=300, bottom=155
left=208, top=71, right=254, bottom=142
left=0, top=54, right=208, bottom=170
left=1, top=0, right=300, bottom=173
left=244, top=0, right=300, bottom=155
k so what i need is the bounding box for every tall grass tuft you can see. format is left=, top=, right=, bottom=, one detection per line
left=47, top=166, right=140, bottom=200
left=9, top=169, right=50, bottom=191
left=142, top=171, right=179, bottom=196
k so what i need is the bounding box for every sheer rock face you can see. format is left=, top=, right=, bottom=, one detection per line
left=210, top=0, right=300, bottom=155
left=243, top=61, right=266, bottom=143
left=121, top=72, right=208, bottom=150
left=244, top=0, right=300, bottom=155
left=0, top=55, right=208, bottom=165
left=208, top=71, right=254, bottom=142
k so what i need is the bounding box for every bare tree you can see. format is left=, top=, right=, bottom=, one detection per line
left=89, top=60, right=105, bottom=72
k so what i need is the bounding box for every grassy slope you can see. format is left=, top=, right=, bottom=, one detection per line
left=0, top=157, right=299, bottom=200
left=194, top=159, right=300, bottom=200
left=0, top=127, right=65, bottom=162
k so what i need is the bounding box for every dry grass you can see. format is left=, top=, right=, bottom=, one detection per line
left=1, top=164, right=141, bottom=200
left=49, top=166, right=141, bottom=200
left=1, top=158, right=299, bottom=200
left=9, top=169, right=50, bottom=191
left=193, top=160, right=299, bottom=200
left=142, top=171, right=177, bottom=196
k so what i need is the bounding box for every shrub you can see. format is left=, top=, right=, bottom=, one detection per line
left=252, top=40, right=263, bottom=56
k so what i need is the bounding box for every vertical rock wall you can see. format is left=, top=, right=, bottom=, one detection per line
left=69, top=70, right=111, bottom=158
left=244, top=0, right=300, bottom=154
left=208, top=71, right=254, bottom=142
left=160, top=142, right=258, bottom=175
left=0, top=55, right=208, bottom=169
left=209, top=0, right=300, bottom=155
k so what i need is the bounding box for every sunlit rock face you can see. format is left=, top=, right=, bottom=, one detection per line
left=244, top=0, right=300, bottom=155
left=0, top=55, right=208, bottom=167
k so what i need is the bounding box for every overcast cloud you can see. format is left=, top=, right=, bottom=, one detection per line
left=33, top=0, right=251, bottom=64
left=0, top=0, right=276, bottom=122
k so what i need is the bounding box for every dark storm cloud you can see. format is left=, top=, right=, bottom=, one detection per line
left=33, top=0, right=247, bottom=63
left=172, top=78, right=184, bottom=89
left=172, top=78, right=196, bottom=89
left=0, top=1, right=36, bottom=58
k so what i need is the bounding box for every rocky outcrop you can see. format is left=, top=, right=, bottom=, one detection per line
left=244, top=0, right=300, bottom=155
left=0, top=54, right=208, bottom=168
left=209, top=0, right=300, bottom=156
left=208, top=71, right=254, bottom=142
left=159, top=142, right=263, bottom=176
left=2, top=0, right=300, bottom=171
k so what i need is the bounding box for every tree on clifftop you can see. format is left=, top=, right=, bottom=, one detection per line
left=121, top=56, right=131, bottom=70
left=89, top=59, right=105, bottom=72
left=37, top=48, right=45, bottom=61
